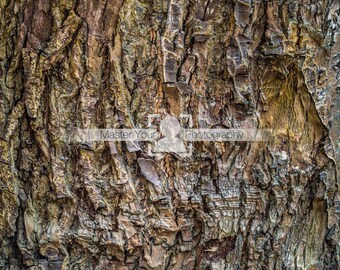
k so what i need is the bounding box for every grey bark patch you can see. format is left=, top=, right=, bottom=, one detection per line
left=125, top=141, right=141, bottom=152
left=137, top=158, right=161, bottom=186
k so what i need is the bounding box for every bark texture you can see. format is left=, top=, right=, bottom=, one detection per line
left=0, top=0, right=339, bottom=269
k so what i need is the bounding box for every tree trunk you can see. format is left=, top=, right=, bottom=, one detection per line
left=0, top=0, right=339, bottom=269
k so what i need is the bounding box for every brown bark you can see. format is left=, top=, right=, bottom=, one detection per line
left=0, top=0, right=339, bottom=269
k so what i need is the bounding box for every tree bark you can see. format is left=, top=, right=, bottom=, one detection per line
left=0, top=0, right=339, bottom=269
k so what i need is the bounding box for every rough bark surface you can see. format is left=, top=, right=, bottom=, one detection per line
left=0, top=0, right=339, bottom=269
